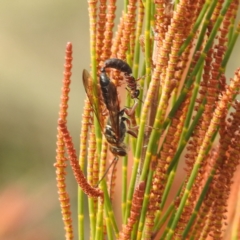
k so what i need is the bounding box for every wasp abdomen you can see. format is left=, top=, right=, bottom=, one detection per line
left=102, top=58, right=140, bottom=99
left=103, top=58, right=132, bottom=75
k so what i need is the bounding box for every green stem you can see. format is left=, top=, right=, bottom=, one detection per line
left=103, top=180, right=119, bottom=237
left=124, top=0, right=152, bottom=224
left=136, top=169, right=154, bottom=240
left=84, top=2, right=101, bottom=239
left=122, top=154, right=128, bottom=221
left=153, top=182, right=184, bottom=235
left=154, top=205, right=174, bottom=234
left=179, top=64, right=203, bottom=143
left=159, top=165, right=177, bottom=211
left=178, top=0, right=211, bottom=55
left=162, top=0, right=232, bottom=137
left=124, top=0, right=128, bottom=13
left=194, top=0, right=218, bottom=54
left=105, top=207, right=114, bottom=240
left=167, top=97, right=206, bottom=174
left=159, top=207, right=177, bottom=240
left=183, top=172, right=213, bottom=238
left=94, top=200, right=103, bottom=240
left=130, top=220, right=139, bottom=240
left=165, top=2, right=234, bottom=233
left=78, top=188, right=85, bottom=239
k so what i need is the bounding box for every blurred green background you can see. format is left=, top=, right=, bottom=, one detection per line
left=0, top=1, right=239, bottom=240
left=0, top=1, right=89, bottom=239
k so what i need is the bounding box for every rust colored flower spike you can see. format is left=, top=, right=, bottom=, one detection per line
left=119, top=181, right=146, bottom=240
left=188, top=69, right=240, bottom=239
left=101, top=0, right=116, bottom=61
left=55, top=42, right=74, bottom=240
left=176, top=51, right=214, bottom=239
left=177, top=2, right=238, bottom=235
left=87, top=124, right=97, bottom=186
left=208, top=100, right=240, bottom=239
left=175, top=3, right=234, bottom=229
left=192, top=100, right=240, bottom=239
left=111, top=12, right=124, bottom=58
left=189, top=147, right=220, bottom=240
left=117, top=0, right=137, bottom=60
left=58, top=118, right=104, bottom=200
left=96, top=1, right=107, bottom=64
left=144, top=94, right=190, bottom=239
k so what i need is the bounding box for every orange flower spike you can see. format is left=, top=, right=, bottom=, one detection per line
left=153, top=0, right=166, bottom=51
left=145, top=95, right=190, bottom=239
left=190, top=147, right=220, bottom=240
left=58, top=42, right=72, bottom=120
left=117, top=0, right=137, bottom=60
left=211, top=0, right=224, bottom=24
left=176, top=7, right=235, bottom=231
left=181, top=42, right=214, bottom=235
left=55, top=42, right=74, bottom=240
left=87, top=124, right=96, bottom=186
left=180, top=50, right=212, bottom=222
left=119, top=181, right=146, bottom=240
left=111, top=13, right=124, bottom=58
left=58, top=118, right=103, bottom=200
left=98, top=139, right=108, bottom=184
left=209, top=100, right=240, bottom=239
left=193, top=69, right=240, bottom=239
left=92, top=150, right=100, bottom=188
left=96, top=0, right=107, bottom=64
left=101, top=0, right=117, bottom=61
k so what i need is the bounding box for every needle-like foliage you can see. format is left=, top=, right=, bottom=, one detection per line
left=56, top=1, right=240, bottom=239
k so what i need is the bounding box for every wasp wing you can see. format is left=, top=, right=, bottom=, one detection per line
left=105, top=81, right=120, bottom=139
left=82, top=69, right=105, bottom=131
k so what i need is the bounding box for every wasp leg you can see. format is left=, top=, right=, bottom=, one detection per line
left=123, top=100, right=139, bottom=116
left=127, top=129, right=138, bottom=138
left=122, top=116, right=138, bottom=138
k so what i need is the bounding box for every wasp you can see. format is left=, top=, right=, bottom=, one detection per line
left=82, top=69, right=137, bottom=182
left=101, top=58, right=140, bottom=101
left=99, top=67, right=138, bottom=133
